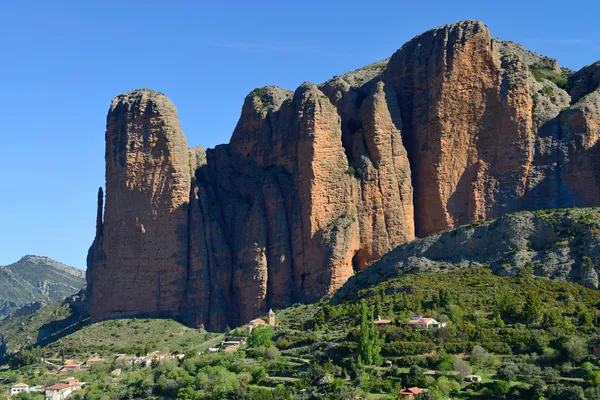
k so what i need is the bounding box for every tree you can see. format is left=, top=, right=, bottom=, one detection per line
left=563, top=336, right=588, bottom=363
left=497, top=364, right=520, bottom=382
left=436, top=352, right=453, bottom=371
left=470, top=345, right=491, bottom=368
left=523, top=291, right=543, bottom=325
left=542, top=367, right=560, bottom=384
left=177, top=387, right=201, bottom=400
left=264, top=346, right=280, bottom=360
left=406, top=365, right=427, bottom=388
left=314, top=309, right=326, bottom=328
left=435, top=376, right=460, bottom=397
left=494, top=288, right=521, bottom=321
left=452, top=358, right=472, bottom=379
left=439, top=288, right=452, bottom=307
left=248, top=325, right=274, bottom=348
left=357, top=300, right=382, bottom=366
left=491, top=380, right=511, bottom=398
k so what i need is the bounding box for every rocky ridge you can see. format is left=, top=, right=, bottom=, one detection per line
left=333, top=208, right=600, bottom=303
left=88, top=20, right=600, bottom=330
left=0, top=256, right=85, bottom=319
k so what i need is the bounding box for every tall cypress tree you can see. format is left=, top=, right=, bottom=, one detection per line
left=358, top=300, right=371, bottom=365
left=357, top=300, right=382, bottom=366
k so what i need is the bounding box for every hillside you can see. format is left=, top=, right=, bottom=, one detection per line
left=87, top=19, right=600, bottom=331
left=0, top=289, right=88, bottom=356
left=4, top=260, right=600, bottom=399
left=0, top=255, right=85, bottom=318
left=334, top=207, right=600, bottom=303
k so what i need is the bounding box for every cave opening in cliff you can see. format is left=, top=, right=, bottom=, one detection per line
left=352, top=251, right=361, bottom=273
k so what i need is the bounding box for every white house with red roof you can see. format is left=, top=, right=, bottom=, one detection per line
left=44, top=377, right=85, bottom=400
left=408, top=316, right=446, bottom=328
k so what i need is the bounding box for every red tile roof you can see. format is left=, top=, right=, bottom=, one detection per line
left=249, top=318, right=267, bottom=325
left=374, top=318, right=392, bottom=324
left=400, top=387, right=423, bottom=394
left=409, top=317, right=436, bottom=325
left=46, top=384, right=71, bottom=390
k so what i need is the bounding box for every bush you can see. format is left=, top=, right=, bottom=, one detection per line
left=497, top=364, right=520, bottom=382
left=264, top=346, right=280, bottom=360
left=346, top=165, right=363, bottom=179
left=470, top=345, right=491, bottom=368
left=248, top=326, right=274, bottom=348
left=531, top=67, right=568, bottom=89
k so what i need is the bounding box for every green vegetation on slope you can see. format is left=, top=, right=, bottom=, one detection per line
left=6, top=208, right=600, bottom=399
left=6, top=265, right=600, bottom=399
left=0, top=291, right=88, bottom=356
left=336, top=207, right=600, bottom=301
left=44, top=318, right=220, bottom=358
left=530, top=64, right=569, bottom=89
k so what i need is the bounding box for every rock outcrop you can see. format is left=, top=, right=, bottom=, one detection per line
left=88, top=90, right=191, bottom=322
left=333, top=208, right=600, bottom=303
left=88, top=20, right=600, bottom=330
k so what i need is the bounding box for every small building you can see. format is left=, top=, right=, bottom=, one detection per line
left=225, top=336, right=247, bottom=344
left=45, top=378, right=85, bottom=400
left=8, top=383, right=30, bottom=396
left=221, top=341, right=242, bottom=352
left=268, top=309, right=276, bottom=326
left=408, top=316, right=446, bottom=329
left=465, top=375, right=482, bottom=383
left=207, top=347, right=220, bottom=353
left=374, top=316, right=392, bottom=326
left=247, top=318, right=268, bottom=335
left=400, top=386, right=423, bottom=399
left=45, top=383, right=72, bottom=400
left=86, top=357, right=105, bottom=366
left=60, top=362, right=81, bottom=373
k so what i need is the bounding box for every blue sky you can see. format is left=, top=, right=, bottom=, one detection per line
left=0, top=1, right=598, bottom=269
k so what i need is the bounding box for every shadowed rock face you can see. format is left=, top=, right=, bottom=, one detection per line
left=88, top=21, right=600, bottom=330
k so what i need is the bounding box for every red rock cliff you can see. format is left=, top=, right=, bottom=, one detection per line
left=88, top=21, right=600, bottom=330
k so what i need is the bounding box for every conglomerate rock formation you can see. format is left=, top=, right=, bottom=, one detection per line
left=88, top=20, right=600, bottom=330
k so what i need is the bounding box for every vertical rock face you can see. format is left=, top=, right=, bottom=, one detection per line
left=384, top=20, right=533, bottom=236
left=88, top=21, right=600, bottom=330
left=88, top=89, right=190, bottom=322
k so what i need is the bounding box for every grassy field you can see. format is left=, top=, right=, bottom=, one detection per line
left=43, top=318, right=220, bottom=357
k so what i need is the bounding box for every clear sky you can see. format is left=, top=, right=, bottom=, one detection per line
left=0, top=0, right=598, bottom=269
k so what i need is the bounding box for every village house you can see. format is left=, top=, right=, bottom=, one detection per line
left=45, top=378, right=84, bottom=400
left=408, top=316, right=446, bottom=329
left=247, top=310, right=276, bottom=334
left=400, top=386, right=423, bottom=399
left=374, top=316, right=392, bottom=326
left=59, top=362, right=81, bottom=373
left=8, top=383, right=30, bottom=396
left=247, top=318, right=268, bottom=334
left=221, top=340, right=242, bottom=352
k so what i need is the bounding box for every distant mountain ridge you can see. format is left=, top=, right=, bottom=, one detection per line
left=0, top=255, right=85, bottom=319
